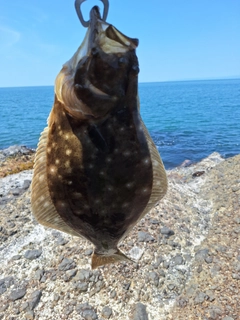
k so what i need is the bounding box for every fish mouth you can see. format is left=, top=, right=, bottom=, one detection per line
left=55, top=6, right=139, bottom=119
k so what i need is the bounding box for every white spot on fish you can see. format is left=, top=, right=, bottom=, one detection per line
left=65, top=160, right=70, bottom=168
left=55, top=159, right=60, bottom=165
left=142, top=188, right=149, bottom=194
left=65, top=134, right=69, bottom=140
left=67, top=181, right=73, bottom=185
left=107, top=185, right=113, bottom=191
left=66, top=149, right=72, bottom=156
left=49, top=166, right=57, bottom=174
left=39, top=175, right=44, bottom=182
left=123, top=150, right=131, bottom=157
left=99, top=171, right=105, bottom=176
left=143, top=157, right=150, bottom=165
left=59, top=131, right=63, bottom=136
left=43, top=201, right=50, bottom=208
left=47, top=147, right=51, bottom=153
left=153, top=160, right=159, bottom=167
left=122, top=202, right=129, bottom=208
left=126, top=182, right=134, bottom=189
left=120, top=127, right=125, bottom=132
left=106, top=157, right=112, bottom=163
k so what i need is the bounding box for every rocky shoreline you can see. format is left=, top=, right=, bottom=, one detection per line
left=0, top=146, right=239, bottom=320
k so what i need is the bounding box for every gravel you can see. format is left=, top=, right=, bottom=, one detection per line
left=0, top=151, right=240, bottom=319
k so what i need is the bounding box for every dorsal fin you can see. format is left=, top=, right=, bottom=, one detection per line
left=31, top=125, right=80, bottom=237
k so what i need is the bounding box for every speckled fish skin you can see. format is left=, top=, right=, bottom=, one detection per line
left=31, top=6, right=168, bottom=269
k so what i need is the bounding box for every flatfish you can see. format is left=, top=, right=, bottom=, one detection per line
left=31, top=5, right=167, bottom=269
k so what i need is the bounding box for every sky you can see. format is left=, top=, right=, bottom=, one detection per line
left=0, top=0, right=240, bottom=87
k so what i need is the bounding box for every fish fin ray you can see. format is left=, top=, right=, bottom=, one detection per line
left=139, top=119, right=168, bottom=218
left=91, top=249, right=133, bottom=269
left=31, top=126, right=80, bottom=237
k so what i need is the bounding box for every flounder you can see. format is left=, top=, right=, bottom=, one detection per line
left=31, top=5, right=167, bottom=269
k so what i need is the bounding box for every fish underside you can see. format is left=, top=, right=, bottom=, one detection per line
left=31, top=6, right=167, bottom=269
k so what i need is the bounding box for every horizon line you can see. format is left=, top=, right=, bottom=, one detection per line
left=0, top=76, right=240, bottom=89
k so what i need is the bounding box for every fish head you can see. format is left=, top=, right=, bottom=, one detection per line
left=55, top=6, right=139, bottom=119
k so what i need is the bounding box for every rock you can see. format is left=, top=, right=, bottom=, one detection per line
left=0, top=276, right=15, bottom=294
left=129, top=247, right=144, bottom=261
left=34, top=269, right=44, bottom=281
left=73, top=282, right=88, bottom=292
left=55, top=237, right=69, bottom=246
left=160, top=226, right=175, bottom=237
left=76, top=303, right=97, bottom=320
left=195, top=248, right=209, bottom=262
left=194, top=292, right=206, bottom=304
left=101, top=306, right=112, bottom=319
left=28, top=290, right=42, bottom=310
left=232, top=273, right=240, bottom=280
left=9, top=287, right=27, bottom=301
left=131, top=302, right=149, bottom=320
left=24, top=249, right=42, bottom=260
left=25, top=310, right=35, bottom=319
left=0, top=281, right=7, bottom=295
left=138, top=231, right=154, bottom=242
left=58, top=258, right=76, bottom=271
left=22, top=179, right=31, bottom=190
left=171, top=254, right=184, bottom=266
left=148, top=271, right=159, bottom=286
left=65, top=269, right=77, bottom=280
left=76, top=269, right=91, bottom=281
left=11, top=255, right=22, bottom=261
left=123, top=283, right=131, bottom=290
left=84, top=248, right=93, bottom=256
left=2, top=145, right=33, bottom=157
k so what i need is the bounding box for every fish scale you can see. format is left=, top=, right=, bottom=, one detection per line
left=31, top=5, right=167, bottom=269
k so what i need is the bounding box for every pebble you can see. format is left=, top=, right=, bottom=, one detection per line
left=195, top=248, right=209, bottom=261
left=84, top=248, right=93, bottom=256
left=34, top=269, right=44, bottom=281
left=9, top=287, right=27, bottom=301
left=131, top=302, right=149, bottom=320
left=148, top=271, right=159, bottom=286
left=76, top=303, right=97, bottom=320
left=194, top=292, right=206, bottom=304
left=171, top=254, right=184, bottom=266
left=24, top=249, right=42, bottom=260
left=138, top=231, right=154, bottom=242
left=101, top=306, right=112, bottom=319
left=28, top=290, right=42, bottom=310
left=160, top=226, right=175, bottom=237
left=58, top=258, right=76, bottom=271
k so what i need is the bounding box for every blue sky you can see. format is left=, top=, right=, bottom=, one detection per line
left=0, top=0, right=239, bottom=87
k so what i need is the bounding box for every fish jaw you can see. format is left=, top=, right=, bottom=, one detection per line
left=55, top=5, right=139, bottom=120
left=91, top=248, right=133, bottom=269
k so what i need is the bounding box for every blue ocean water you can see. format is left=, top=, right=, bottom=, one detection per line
left=0, top=79, right=239, bottom=169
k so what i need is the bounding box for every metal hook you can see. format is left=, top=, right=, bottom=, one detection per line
left=75, top=0, right=109, bottom=27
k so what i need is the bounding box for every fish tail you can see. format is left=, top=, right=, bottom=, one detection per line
left=91, top=249, right=133, bottom=269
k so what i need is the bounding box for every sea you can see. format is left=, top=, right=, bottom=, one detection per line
left=0, top=79, right=239, bottom=169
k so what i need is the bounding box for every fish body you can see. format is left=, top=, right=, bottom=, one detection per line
left=31, top=6, right=167, bottom=268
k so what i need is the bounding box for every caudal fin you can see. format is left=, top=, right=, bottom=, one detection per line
left=91, top=249, right=133, bottom=269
